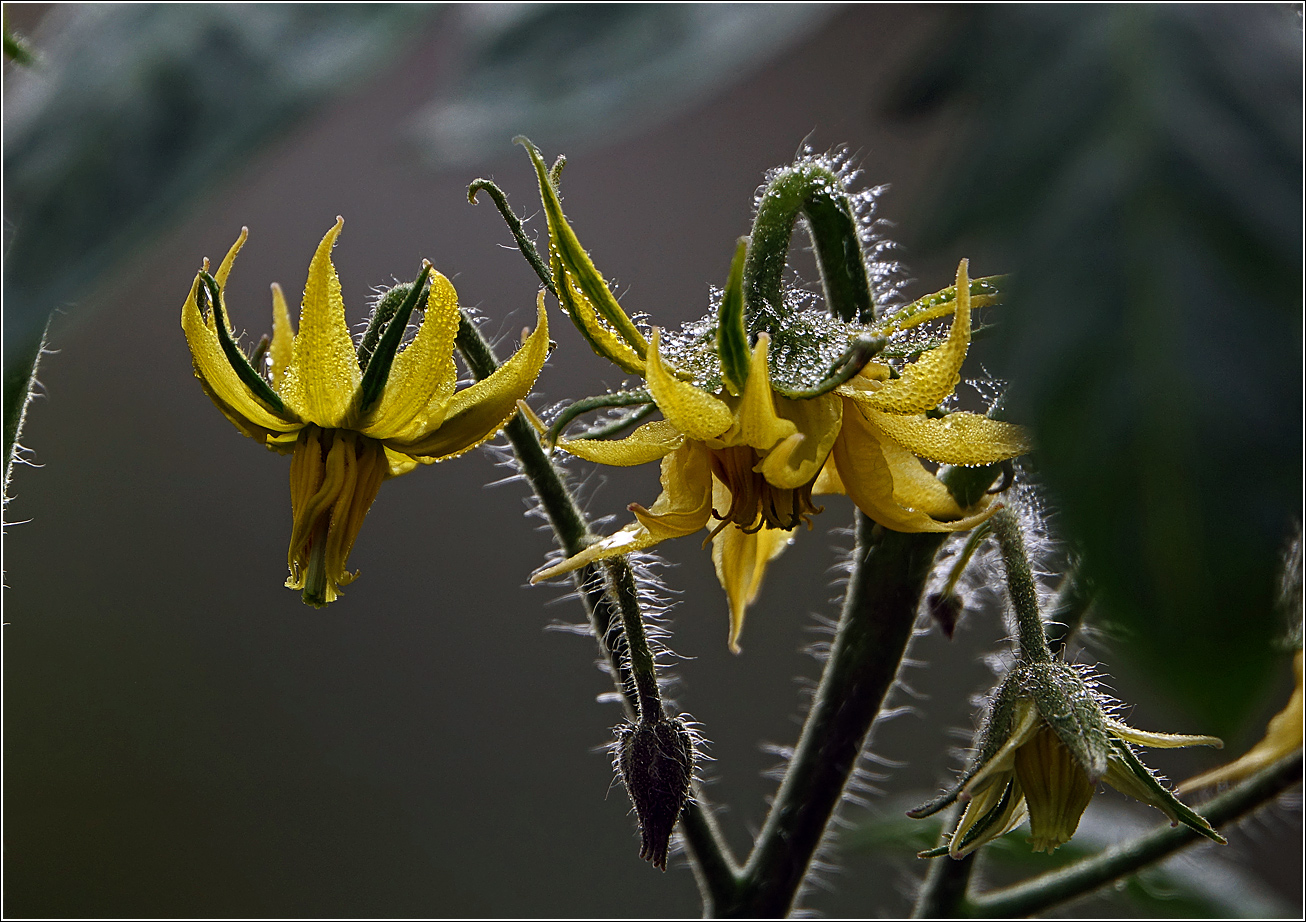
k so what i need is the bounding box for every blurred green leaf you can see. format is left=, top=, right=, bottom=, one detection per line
left=844, top=799, right=1294, bottom=918
left=2, top=3, right=432, bottom=373
left=893, top=6, right=1303, bottom=734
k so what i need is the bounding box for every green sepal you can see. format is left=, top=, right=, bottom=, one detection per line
left=549, top=249, right=647, bottom=375
left=545, top=388, right=653, bottom=446
left=1021, top=662, right=1112, bottom=781
left=358, top=279, right=426, bottom=371
left=1109, top=739, right=1226, bottom=844
left=717, top=237, right=751, bottom=396
left=917, top=843, right=952, bottom=859
left=354, top=263, right=433, bottom=417
left=569, top=403, right=658, bottom=442
left=517, top=136, right=648, bottom=359
left=772, top=334, right=886, bottom=400
left=199, top=271, right=288, bottom=416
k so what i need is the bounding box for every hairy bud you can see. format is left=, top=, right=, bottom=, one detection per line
left=615, top=716, right=694, bottom=870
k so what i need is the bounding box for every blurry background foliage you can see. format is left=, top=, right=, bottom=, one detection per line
left=3, top=3, right=1301, bottom=918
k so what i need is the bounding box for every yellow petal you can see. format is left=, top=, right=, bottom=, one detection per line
left=279, top=217, right=362, bottom=427
left=831, top=400, right=997, bottom=533
left=758, top=393, right=842, bottom=489
left=530, top=441, right=714, bottom=582
left=963, top=700, right=1041, bottom=799
left=867, top=409, right=1032, bottom=465
left=559, top=265, right=646, bottom=375
left=733, top=333, right=797, bottom=451
left=644, top=328, right=733, bottom=441
left=710, top=483, right=792, bottom=653
left=383, top=446, right=420, bottom=478
left=556, top=418, right=684, bottom=466
left=181, top=273, right=300, bottom=436
left=386, top=292, right=548, bottom=460
left=268, top=283, right=295, bottom=389
left=360, top=271, right=461, bottom=440
left=855, top=260, right=972, bottom=415
left=951, top=780, right=1029, bottom=859
left=1014, top=725, right=1096, bottom=853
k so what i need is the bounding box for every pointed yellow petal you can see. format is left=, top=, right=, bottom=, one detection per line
left=530, top=442, right=714, bottom=582
left=181, top=273, right=300, bottom=435
left=559, top=265, right=647, bottom=375
left=812, top=458, right=846, bottom=496
left=710, top=486, right=791, bottom=653
left=831, top=400, right=997, bottom=533
left=963, top=700, right=1041, bottom=799
left=386, top=292, right=548, bottom=460
left=734, top=334, right=797, bottom=451
left=856, top=260, right=973, bottom=415
left=867, top=409, right=1032, bottom=465
left=644, top=328, right=733, bottom=441
left=556, top=418, right=684, bottom=466
left=360, top=271, right=461, bottom=439
left=383, top=446, right=420, bottom=478
left=268, top=283, right=295, bottom=389
left=758, top=393, right=842, bottom=489
left=279, top=217, right=362, bottom=427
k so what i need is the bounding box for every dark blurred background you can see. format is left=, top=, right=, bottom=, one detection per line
left=4, top=4, right=1301, bottom=917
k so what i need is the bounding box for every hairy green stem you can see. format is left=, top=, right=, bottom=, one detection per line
left=990, top=507, right=1052, bottom=664
left=453, top=310, right=741, bottom=901
left=965, top=750, right=1304, bottom=917
left=744, top=161, right=874, bottom=330
left=716, top=466, right=999, bottom=917
left=3, top=319, right=50, bottom=498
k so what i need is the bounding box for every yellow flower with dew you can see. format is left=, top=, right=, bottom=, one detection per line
left=911, top=661, right=1225, bottom=857
left=513, top=140, right=1031, bottom=651
left=182, top=218, right=549, bottom=605
left=1178, top=649, right=1303, bottom=792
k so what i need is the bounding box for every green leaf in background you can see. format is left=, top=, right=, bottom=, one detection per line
left=888, top=6, right=1304, bottom=735
left=844, top=799, right=1294, bottom=918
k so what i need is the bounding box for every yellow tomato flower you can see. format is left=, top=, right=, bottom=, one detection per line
left=1178, top=650, right=1304, bottom=792
left=528, top=248, right=1029, bottom=651
left=911, top=662, right=1225, bottom=857
left=182, top=218, right=549, bottom=605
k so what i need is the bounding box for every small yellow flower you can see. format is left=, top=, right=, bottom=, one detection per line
left=514, top=139, right=1030, bottom=651
left=1178, top=650, right=1304, bottom=792
left=911, top=662, right=1225, bottom=857
left=182, top=218, right=549, bottom=605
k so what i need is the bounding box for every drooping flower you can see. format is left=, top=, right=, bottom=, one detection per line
left=910, top=661, right=1225, bottom=857
left=1178, top=649, right=1303, bottom=792
left=511, top=140, right=1030, bottom=650
left=182, top=218, right=549, bottom=605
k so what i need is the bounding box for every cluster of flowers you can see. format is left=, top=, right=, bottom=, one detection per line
left=182, top=140, right=1277, bottom=860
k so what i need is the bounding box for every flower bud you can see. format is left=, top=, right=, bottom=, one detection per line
left=615, top=716, right=695, bottom=870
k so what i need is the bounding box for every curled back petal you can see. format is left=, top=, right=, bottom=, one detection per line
left=268, top=283, right=295, bottom=389
left=758, top=392, right=842, bottom=490
left=557, top=262, right=646, bottom=375
left=383, top=446, right=420, bottom=479
left=387, top=292, right=548, bottom=461
left=1104, top=719, right=1223, bottom=750
left=645, top=328, right=733, bottom=441
left=732, top=333, right=797, bottom=452
left=279, top=217, right=362, bottom=428
left=710, top=485, right=791, bottom=653
left=530, top=441, right=714, bottom=582
left=832, top=400, right=997, bottom=533
left=360, top=271, right=461, bottom=440
left=182, top=273, right=300, bottom=436
left=866, top=409, right=1033, bottom=465
left=556, top=418, right=684, bottom=466
left=854, top=259, right=973, bottom=415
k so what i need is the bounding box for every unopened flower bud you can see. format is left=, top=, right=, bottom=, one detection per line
left=615, top=716, right=694, bottom=870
